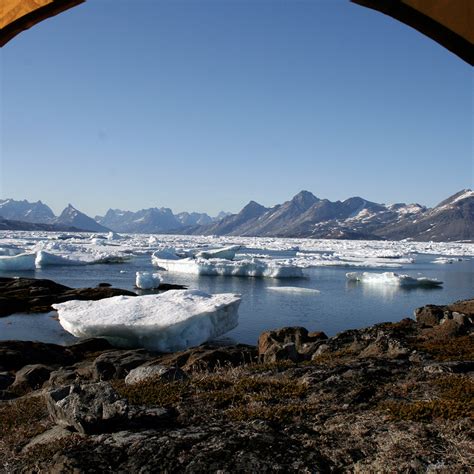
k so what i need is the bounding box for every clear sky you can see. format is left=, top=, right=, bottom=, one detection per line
left=0, top=0, right=472, bottom=217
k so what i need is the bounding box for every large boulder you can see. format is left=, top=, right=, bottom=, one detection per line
left=158, top=343, right=257, bottom=371
left=0, top=340, right=74, bottom=372
left=46, top=382, right=129, bottom=434
left=258, top=327, right=327, bottom=363
left=93, top=350, right=155, bottom=381
left=125, top=365, right=187, bottom=385
left=0, top=277, right=136, bottom=317
left=12, top=364, right=53, bottom=392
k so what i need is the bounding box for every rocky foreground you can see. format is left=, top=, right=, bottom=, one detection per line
left=0, top=295, right=473, bottom=472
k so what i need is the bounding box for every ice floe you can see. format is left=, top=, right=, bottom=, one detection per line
left=135, top=271, right=162, bottom=289
left=195, top=245, right=241, bottom=260
left=152, top=252, right=304, bottom=278
left=346, top=272, right=443, bottom=288
left=0, top=253, right=36, bottom=271
left=53, top=290, right=241, bottom=352
left=267, top=286, right=320, bottom=294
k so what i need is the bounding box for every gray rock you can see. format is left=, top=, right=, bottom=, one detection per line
left=22, top=425, right=75, bottom=452
left=0, top=371, right=14, bottom=390
left=46, top=382, right=129, bottom=434
left=12, top=364, right=53, bottom=392
left=93, top=349, right=154, bottom=381
left=125, top=365, right=187, bottom=385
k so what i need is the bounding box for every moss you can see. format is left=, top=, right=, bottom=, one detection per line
left=380, top=375, right=474, bottom=421
left=112, top=379, right=189, bottom=406
left=411, top=335, right=474, bottom=361
left=227, top=402, right=317, bottom=422
left=0, top=395, right=50, bottom=453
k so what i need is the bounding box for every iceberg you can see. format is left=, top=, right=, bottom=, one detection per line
left=0, top=253, right=36, bottom=271
left=52, top=290, right=241, bottom=352
left=35, top=250, right=87, bottom=267
left=346, top=272, right=443, bottom=288
left=135, top=271, right=162, bottom=289
left=267, top=286, right=320, bottom=294
left=152, top=252, right=304, bottom=278
left=195, top=245, right=241, bottom=260
left=35, top=250, right=129, bottom=267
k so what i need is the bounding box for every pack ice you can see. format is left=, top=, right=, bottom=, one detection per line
left=346, top=272, right=443, bottom=288
left=52, top=290, right=241, bottom=352
left=152, top=249, right=304, bottom=278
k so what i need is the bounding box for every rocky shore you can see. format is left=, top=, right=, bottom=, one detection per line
left=0, top=283, right=473, bottom=472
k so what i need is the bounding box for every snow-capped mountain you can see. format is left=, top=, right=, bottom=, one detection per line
left=0, top=199, right=55, bottom=223
left=96, top=208, right=226, bottom=234
left=54, top=205, right=110, bottom=233
left=1, top=191, right=471, bottom=241
left=190, top=190, right=473, bottom=242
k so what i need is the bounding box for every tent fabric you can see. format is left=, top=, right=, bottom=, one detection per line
left=352, top=0, right=473, bottom=65
left=0, top=0, right=84, bottom=47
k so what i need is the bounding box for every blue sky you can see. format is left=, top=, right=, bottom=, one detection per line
left=1, top=0, right=472, bottom=217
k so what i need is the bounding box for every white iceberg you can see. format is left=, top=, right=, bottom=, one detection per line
left=35, top=250, right=129, bottom=267
left=135, top=271, right=162, bottom=289
left=53, top=290, right=241, bottom=352
left=346, top=271, right=443, bottom=288
left=152, top=252, right=304, bottom=278
left=195, top=245, right=241, bottom=260
left=35, top=250, right=87, bottom=267
left=267, top=286, right=320, bottom=294
left=0, top=253, right=36, bottom=271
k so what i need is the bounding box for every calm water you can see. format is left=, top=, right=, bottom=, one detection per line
left=1, top=254, right=472, bottom=346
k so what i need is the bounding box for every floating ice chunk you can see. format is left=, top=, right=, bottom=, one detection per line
left=346, top=272, right=443, bottom=287
left=195, top=245, right=241, bottom=260
left=35, top=250, right=128, bottom=267
left=35, top=250, right=87, bottom=267
left=135, top=271, right=162, bottom=289
left=53, top=290, right=241, bottom=352
left=152, top=253, right=304, bottom=278
left=267, top=286, right=320, bottom=294
left=0, top=253, right=36, bottom=271
left=107, top=231, right=121, bottom=241
left=431, top=257, right=460, bottom=264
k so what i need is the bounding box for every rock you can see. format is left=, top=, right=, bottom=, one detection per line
left=0, top=277, right=137, bottom=317
left=46, top=382, right=129, bottom=434
left=0, top=340, right=74, bottom=371
left=258, top=327, right=327, bottom=363
left=158, top=343, right=257, bottom=371
left=0, top=371, right=14, bottom=390
left=97, top=282, right=112, bottom=287
left=12, top=364, right=53, bottom=392
left=125, top=365, right=187, bottom=385
left=46, top=368, right=79, bottom=388
left=22, top=426, right=75, bottom=452
left=415, top=305, right=445, bottom=327
left=93, top=350, right=154, bottom=381
left=423, top=361, right=474, bottom=374
left=67, top=338, right=114, bottom=359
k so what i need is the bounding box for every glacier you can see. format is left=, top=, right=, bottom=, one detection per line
left=52, top=290, right=241, bottom=352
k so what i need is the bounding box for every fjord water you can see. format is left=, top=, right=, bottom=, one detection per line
left=1, top=254, right=472, bottom=345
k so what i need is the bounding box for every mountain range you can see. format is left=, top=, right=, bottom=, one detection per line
left=0, top=189, right=472, bottom=241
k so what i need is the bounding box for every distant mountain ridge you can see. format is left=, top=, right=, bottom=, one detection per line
left=187, top=189, right=473, bottom=242
left=0, top=190, right=472, bottom=241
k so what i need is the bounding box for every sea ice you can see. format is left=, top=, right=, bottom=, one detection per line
left=267, top=286, right=320, bottom=294
left=135, top=271, right=162, bottom=289
left=195, top=245, right=241, bottom=260
left=152, top=252, right=304, bottom=278
left=346, top=272, right=443, bottom=287
left=0, top=253, right=36, bottom=271
left=53, top=290, right=242, bottom=352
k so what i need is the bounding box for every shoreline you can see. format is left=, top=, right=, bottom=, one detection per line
left=0, top=284, right=473, bottom=472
